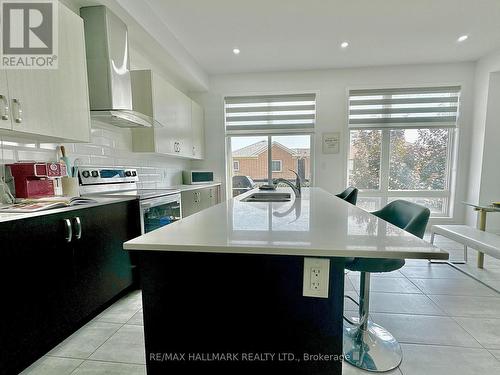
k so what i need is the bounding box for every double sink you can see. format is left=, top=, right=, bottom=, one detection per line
left=242, top=192, right=292, bottom=202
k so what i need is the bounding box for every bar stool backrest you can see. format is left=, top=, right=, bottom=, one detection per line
left=336, top=187, right=358, bottom=205
left=372, top=200, right=430, bottom=239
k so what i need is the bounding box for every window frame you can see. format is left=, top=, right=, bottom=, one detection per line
left=271, top=160, right=282, bottom=172
left=224, top=92, right=318, bottom=200
left=226, top=133, right=314, bottom=200
left=346, top=126, right=456, bottom=218
left=233, top=160, right=240, bottom=172
left=344, top=84, right=460, bottom=218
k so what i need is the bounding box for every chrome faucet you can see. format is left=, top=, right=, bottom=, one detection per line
left=274, top=170, right=302, bottom=198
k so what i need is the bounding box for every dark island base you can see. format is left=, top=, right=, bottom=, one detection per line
left=139, top=251, right=345, bottom=374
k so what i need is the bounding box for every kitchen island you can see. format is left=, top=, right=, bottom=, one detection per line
left=124, top=187, right=448, bottom=374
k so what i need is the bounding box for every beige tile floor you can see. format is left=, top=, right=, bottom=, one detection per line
left=21, top=236, right=500, bottom=374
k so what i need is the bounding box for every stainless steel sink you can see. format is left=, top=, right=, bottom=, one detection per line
left=242, top=192, right=292, bottom=202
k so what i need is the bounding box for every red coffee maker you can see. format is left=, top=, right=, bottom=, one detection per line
left=7, top=162, right=67, bottom=198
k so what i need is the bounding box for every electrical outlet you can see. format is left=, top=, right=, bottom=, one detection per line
left=310, top=268, right=321, bottom=290
left=303, top=258, right=330, bottom=298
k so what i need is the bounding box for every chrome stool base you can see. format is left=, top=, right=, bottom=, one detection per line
left=343, top=319, right=403, bottom=372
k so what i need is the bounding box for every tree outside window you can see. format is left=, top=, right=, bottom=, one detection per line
left=348, top=128, right=452, bottom=216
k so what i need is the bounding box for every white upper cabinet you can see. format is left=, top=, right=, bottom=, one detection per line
left=0, top=3, right=91, bottom=142
left=131, top=69, right=204, bottom=159
left=0, top=72, right=10, bottom=130
left=191, top=100, right=205, bottom=159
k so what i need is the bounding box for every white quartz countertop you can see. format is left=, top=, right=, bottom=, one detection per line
left=0, top=196, right=136, bottom=223
left=124, top=187, right=448, bottom=260
left=169, top=182, right=221, bottom=192
left=0, top=183, right=221, bottom=223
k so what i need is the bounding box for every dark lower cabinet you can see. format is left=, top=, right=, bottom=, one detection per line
left=0, top=200, right=140, bottom=375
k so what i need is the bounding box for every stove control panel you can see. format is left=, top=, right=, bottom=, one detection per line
left=78, top=167, right=139, bottom=185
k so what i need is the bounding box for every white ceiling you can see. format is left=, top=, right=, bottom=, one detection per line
left=139, top=0, right=500, bottom=75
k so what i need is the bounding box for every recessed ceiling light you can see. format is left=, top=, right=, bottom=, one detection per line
left=340, top=41, right=349, bottom=48
left=457, top=35, right=468, bottom=42
left=233, top=48, right=240, bottom=55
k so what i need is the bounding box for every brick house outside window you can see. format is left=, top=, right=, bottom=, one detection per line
left=232, top=140, right=310, bottom=183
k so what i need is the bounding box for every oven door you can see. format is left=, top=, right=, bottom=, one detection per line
left=140, top=194, right=181, bottom=234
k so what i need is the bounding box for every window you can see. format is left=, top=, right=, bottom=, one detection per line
left=229, top=135, right=312, bottom=196
left=271, top=160, right=282, bottom=172
left=225, top=94, right=315, bottom=197
left=347, top=86, right=460, bottom=217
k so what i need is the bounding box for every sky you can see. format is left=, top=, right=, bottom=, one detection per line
left=231, top=135, right=310, bottom=151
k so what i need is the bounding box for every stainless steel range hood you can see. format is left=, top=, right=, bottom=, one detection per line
left=80, top=6, right=153, bottom=128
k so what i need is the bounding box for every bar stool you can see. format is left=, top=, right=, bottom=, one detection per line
left=343, top=200, right=430, bottom=372
left=336, top=187, right=358, bottom=205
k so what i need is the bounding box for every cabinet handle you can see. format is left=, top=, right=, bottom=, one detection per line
left=12, top=98, right=22, bottom=123
left=73, top=217, right=82, bottom=240
left=63, top=218, right=73, bottom=243
left=0, top=95, right=8, bottom=120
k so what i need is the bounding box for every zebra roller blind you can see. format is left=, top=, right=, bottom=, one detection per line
left=225, top=93, right=316, bottom=134
left=348, top=86, right=461, bottom=129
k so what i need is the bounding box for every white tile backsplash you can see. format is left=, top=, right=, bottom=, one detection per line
left=0, top=121, right=190, bottom=189
left=74, top=143, right=105, bottom=156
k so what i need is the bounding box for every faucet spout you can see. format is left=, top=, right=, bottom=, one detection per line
left=273, top=170, right=302, bottom=198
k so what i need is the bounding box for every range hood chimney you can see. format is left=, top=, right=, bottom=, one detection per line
left=80, top=6, right=153, bottom=128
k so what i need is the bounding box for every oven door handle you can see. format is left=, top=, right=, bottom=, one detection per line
left=141, top=201, right=181, bottom=209
left=140, top=195, right=181, bottom=209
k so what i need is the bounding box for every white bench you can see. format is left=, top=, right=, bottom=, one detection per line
left=430, top=224, right=500, bottom=268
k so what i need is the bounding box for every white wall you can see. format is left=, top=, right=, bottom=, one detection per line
left=192, top=62, right=475, bottom=223
left=467, top=50, right=500, bottom=229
